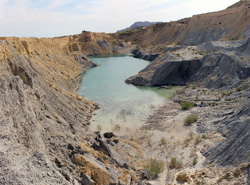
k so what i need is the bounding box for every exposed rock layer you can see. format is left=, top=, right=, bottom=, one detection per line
left=74, top=31, right=135, bottom=55
left=126, top=54, right=250, bottom=88
left=0, top=37, right=100, bottom=184
left=205, top=101, right=250, bottom=166
left=0, top=36, right=139, bottom=184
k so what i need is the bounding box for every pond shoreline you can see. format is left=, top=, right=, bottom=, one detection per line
left=78, top=55, right=179, bottom=132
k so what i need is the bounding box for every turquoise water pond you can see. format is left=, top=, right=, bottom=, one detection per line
left=78, top=55, right=177, bottom=132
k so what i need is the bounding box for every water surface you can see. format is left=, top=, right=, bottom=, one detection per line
left=78, top=55, right=177, bottom=132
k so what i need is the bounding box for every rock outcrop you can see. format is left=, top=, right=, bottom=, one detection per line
left=126, top=54, right=250, bottom=88
left=198, top=36, right=250, bottom=58
left=131, top=49, right=159, bottom=61
left=74, top=31, right=135, bottom=55
left=204, top=100, right=250, bottom=166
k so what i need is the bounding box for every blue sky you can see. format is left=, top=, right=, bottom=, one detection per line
left=0, top=0, right=239, bottom=37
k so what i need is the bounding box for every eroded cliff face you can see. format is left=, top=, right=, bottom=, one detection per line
left=0, top=36, right=143, bottom=185
left=0, top=37, right=99, bottom=184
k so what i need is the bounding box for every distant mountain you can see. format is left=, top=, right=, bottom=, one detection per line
left=117, top=21, right=160, bottom=33
left=129, top=21, right=159, bottom=28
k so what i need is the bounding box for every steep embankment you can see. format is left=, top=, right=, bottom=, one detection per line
left=0, top=37, right=99, bottom=184
left=0, top=36, right=141, bottom=185
left=117, top=1, right=250, bottom=46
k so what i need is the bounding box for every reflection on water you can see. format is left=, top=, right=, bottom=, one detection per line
left=78, top=55, right=178, bottom=132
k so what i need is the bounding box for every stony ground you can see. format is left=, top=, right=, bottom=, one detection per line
left=109, top=81, right=250, bottom=184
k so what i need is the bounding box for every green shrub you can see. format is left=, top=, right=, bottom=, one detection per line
left=130, top=136, right=134, bottom=141
left=188, top=132, right=194, bottom=139
left=111, top=41, right=118, bottom=46
left=160, top=137, right=167, bottom=146
left=144, top=158, right=165, bottom=179
left=190, top=148, right=196, bottom=157
left=169, top=157, right=182, bottom=169
left=210, top=102, right=217, bottom=106
left=147, top=139, right=152, bottom=146
left=195, top=135, right=202, bottom=145
left=180, top=101, right=194, bottom=110
left=193, top=157, right=198, bottom=166
left=195, top=95, right=198, bottom=102
left=236, top=87, right=242, bottom=92
left=183, top=138, right=191, bottom=146
left=185, top=114, right=198, bottom=125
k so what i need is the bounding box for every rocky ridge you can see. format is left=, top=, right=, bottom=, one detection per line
left=117, top=1, right=250, bottom=46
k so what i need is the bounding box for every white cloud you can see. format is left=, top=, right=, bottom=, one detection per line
left=0, top=0, right=239, bottom=37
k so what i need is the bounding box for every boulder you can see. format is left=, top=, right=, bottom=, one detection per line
left=104, top=132, right=115, bottom=139
left=132, top=49, right=159, bottom=61
left=176, top=171, right=190, bottom=182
